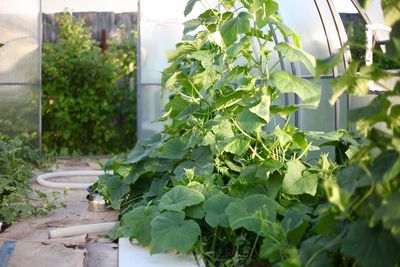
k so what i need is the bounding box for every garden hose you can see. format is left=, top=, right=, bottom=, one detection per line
left=36, top=170, right=111, bottom=189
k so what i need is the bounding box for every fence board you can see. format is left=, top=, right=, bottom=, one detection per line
left=42, top=12, right=137, bottom=43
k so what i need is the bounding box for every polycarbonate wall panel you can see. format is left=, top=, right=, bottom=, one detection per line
left=137, top=84, right=165, bottom=139
left=0, top=14, right=39, bottom=83
left=0, top=0, right=40, bottom=84
left=0, top=85, right=39, bottom=136
left=0, top=0, right=41, bottom=145
left=276, top=0, right=331, bottom=77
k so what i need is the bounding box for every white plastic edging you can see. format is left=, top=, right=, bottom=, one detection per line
left=118, top=238, right=205, bottom=267
left=36, top=170, right=111, bottom=189
left=48, top=222, right=117, bottom=239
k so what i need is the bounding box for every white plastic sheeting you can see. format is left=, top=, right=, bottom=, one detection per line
left=0, top=0, right=41, bottom=142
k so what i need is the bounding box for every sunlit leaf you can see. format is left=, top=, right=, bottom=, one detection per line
left=220, top=12, right=252, bottom=47
left=249, top=95, right=271, bottom=122
left=282, top=161, right=318, bottom=196
left=275, top=42, right=316, bottom=75
left=223, top=136, right=251, bottom=155
left=271, top=71, right=321, bottom=108
left=237, top=108, right=266, bottom=133
left=159, top=185, right=205, bottom=212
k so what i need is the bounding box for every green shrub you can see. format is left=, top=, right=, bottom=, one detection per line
left=42, top=13, right=136, bottom=155
left=0, top=123, right=59, bottom=226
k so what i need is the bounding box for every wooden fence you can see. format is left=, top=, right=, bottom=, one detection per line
left=42, top=12, right=137, bottom=43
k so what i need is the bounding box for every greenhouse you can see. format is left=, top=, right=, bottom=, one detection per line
left=0, top=0, right=399, bottom=266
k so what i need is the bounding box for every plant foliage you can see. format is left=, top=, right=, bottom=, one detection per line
left=95, top=1, right=399, bottom=266
left=0, top=122, right=60, bottom=226
left=42, top=13, right=137, bottom=155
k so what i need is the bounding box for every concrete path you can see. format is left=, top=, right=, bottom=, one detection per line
left=0, top=159, right=118, bottom=267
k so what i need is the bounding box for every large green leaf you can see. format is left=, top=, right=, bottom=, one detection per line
left=122, top=206, right=160, bottom=246
left=159, top=185, right=205, bottom=212
left=275, top=42, right=316, bottom=75
left=249, top=95, right=271, bottom=122
left=237, top=108, right=266, bottom=133
left=192, top=68, right=220, bottom=88
left=150, top=211, right=201, bottom=253
left=274, top=127, right=292, bottom=147
left=191, top=50, right=215, bottom=69
left=203, top=192, right=236, bottom=227
left=98, top=174, right=129, bottom=209
left=226, top=194, right=278, bottom=233
left=282, top=160, right=318, bottom=196
left=341, top=220, right=400, bottom=267
left=223, top=136, right=251, bottom=155
left=159, top=137, right=187, bottom=160
left=266, top=16, right=301, bottom=48
left=220, top=12, right=252, bottom=47
left=126, top=143, right=150, bottom=164
left=260, top=159, right=284, bottom=173
left=372, top=193, right=400, bottom=241
left=211, top=118, right=234, bottom=140
left=271, top=71, right=321, bottom=108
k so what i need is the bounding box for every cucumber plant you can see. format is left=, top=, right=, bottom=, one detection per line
left=92, top=0, right=381, bottom=266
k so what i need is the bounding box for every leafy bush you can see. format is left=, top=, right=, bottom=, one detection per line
left=94, top=1, right=400, bottom=266
left=0, top=122, right=59, bottom=226
left=42, top=13, right=136, bottom=155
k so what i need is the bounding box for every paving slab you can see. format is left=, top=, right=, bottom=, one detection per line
left=0, top=159, right=118, bottom=267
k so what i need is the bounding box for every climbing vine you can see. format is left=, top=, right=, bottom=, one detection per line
left=95, top=0, right=399, bottom=266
